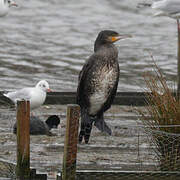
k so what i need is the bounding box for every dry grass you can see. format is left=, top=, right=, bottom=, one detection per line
left=141, top=66, right=180, bottom=133
left=138, top=61, right=180, bottom=170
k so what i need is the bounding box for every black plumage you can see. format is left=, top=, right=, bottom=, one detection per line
left=13, top=115, right=60, bottom=135
left=77, top=30, right=130, bottom=144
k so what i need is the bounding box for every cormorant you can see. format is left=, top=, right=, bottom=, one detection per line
left=77, top=30, right=131, bottom=144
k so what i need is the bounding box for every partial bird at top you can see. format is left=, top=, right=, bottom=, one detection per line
left=138, top=0, right=180, bottom=19
left=3, top=80, right=51, bottom=110
left=0, top=0, right=17, bottom=17
left=138, top=0, right=180, bottom=29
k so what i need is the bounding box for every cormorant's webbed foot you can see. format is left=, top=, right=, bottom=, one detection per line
left=94, top=119, right=112, bottom=135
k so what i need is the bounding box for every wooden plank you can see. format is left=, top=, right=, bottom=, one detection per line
left=57, top=170, right=180, bottom=180
left=0, top=91, right=148, bottom=106
left=62, top=104, right=80, bottom=180
left=16, top=100, right=30, bottom=179
left=45, top=92, right=147, bottom=106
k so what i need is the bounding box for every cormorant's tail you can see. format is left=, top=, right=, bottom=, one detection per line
left=94, top=114, right=112, bottom=135
left=79, top=110, right=93, bottom=144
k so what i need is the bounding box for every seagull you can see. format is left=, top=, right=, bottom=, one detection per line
left=138, top=0, right=180, bottom=32
left=3, top=80, right=51, bottom=110
left=151, top=0, right=180, bottom=19
left=138, top=0, right=180, bottom=19
left=0, top=0, right=17, bottom=17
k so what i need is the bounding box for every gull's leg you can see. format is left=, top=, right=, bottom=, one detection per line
left=177, top=19, right=180, bottom=31
left=31, top=111, right=34, bottom=117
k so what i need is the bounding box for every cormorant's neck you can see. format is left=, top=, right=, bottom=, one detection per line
left=94, top=42, right=113, bottom=52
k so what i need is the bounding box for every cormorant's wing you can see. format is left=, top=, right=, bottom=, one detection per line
left=76, top=55, right=96, bottom=108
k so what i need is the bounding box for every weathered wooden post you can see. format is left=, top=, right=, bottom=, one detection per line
left=62, top=104, right=80, bottom=180
left=177, top=19, right=180, bottom=93
left=16, top=100, right=30, bottom=179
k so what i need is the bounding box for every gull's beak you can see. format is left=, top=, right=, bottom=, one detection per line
left=10, top=1, right=18, bottom=7
left=111, top=34, right=132, bottom=42
left=47, top=88, right=52, bottom=92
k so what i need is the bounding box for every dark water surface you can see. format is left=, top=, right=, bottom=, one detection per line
left=0, top=0, right=178, bottom=92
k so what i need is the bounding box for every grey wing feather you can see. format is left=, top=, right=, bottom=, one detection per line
left=76, top=56, right=95, bottom=106
left=153, top=0, right=180, bottom=14
left=4, top=88, right=32, bottom=102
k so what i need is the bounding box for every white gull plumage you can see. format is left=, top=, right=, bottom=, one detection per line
left=0, top=0, right=17, bottom=17
left=151, top=0, right=180, bottom=19
left=3, top=80, right=51, bottom=110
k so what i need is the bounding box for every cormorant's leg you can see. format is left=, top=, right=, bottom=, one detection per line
left=94, top=114, right=112, bottom=135
left=79, top=109, right=93, bottom=143
left=79, top=122, right=85, bottom=143
left=84, top=120, right=93, bottom=144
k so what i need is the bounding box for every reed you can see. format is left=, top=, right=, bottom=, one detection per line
left=139, top=62, right=180, bottom=171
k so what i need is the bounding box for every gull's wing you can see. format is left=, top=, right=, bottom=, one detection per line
left=4, top=88, right=33, bottom=102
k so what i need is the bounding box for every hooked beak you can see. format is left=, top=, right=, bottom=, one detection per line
left=47, top=88, right=52, bottom=92
left=111, top=34, right=132, bottom=42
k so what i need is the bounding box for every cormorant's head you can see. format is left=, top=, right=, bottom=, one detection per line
left=94, top=30, right=131, bottom=52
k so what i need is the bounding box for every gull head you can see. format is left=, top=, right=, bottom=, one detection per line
left=0, top=0, right=17, bottom=17
left=6, top=0, right=17, bottom=7
left=36, top=80, right=51, bottom=92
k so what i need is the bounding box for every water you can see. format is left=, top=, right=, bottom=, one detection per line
left=0, top=0, right=178, bottom=92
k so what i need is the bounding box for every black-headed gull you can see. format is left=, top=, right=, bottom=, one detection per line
left=138, top=0, right=180, bottom=19
left=3, top=80, right=51, bottom=110
left=138, top=0, right=180, bottom=29
left=0, top=0, right=17, bottom=17
left=152, top=0, right=180, bottom=19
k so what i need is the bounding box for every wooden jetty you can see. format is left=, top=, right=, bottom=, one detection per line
left=0, top=91, right=147, bottom=106
left=0, top=92, right=180, bottom=179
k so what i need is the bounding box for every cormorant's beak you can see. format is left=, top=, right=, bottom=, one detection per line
left=111, top=34, right=132, bottom=42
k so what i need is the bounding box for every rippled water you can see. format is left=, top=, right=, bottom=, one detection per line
left=0, top=0, right=178, bottom=92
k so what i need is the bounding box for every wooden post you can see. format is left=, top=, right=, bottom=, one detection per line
left=177, top=19, right=180, bottom=93
left=62, top=104, right=80, bottom=180
left=16, top=100, right=30, bottom=179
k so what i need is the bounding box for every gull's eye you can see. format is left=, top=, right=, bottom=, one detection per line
left=8, top=0, right=11, bottom=3
left=43, top=84, right=46, bottom=88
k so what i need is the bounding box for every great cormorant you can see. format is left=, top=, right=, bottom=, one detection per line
left=77, top=30, right=130, bottom=144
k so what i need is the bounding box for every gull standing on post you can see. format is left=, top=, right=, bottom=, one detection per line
left=3, top=80, right=51, bottom=110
